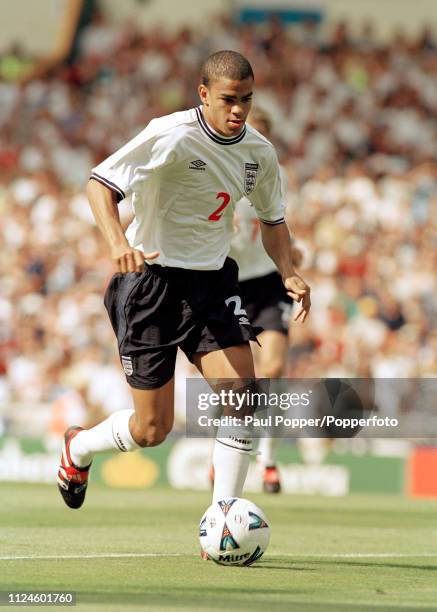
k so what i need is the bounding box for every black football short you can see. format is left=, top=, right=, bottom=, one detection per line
left=104, top=257, right=259, bottom=389
left=239, top=271, right=293, bottom=336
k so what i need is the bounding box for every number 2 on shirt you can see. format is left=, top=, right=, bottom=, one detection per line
left=208, top=192, right=231, bottom=221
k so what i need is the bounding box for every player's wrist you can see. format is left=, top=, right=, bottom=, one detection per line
left=110, top=241, right=132, bottom=257
left=279, top=264, right=297, bottom=283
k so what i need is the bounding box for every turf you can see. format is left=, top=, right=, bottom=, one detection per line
left=1, top=484, right=436, bottom=611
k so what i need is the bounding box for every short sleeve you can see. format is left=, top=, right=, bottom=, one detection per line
left=247, top=148, right=285, bottom=225
left=90, top=119, right=178, bottom=202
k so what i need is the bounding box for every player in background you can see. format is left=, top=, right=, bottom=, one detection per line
left=231, top=107, right=303, bottom=493
left=57, top=50, right=311, bottom=513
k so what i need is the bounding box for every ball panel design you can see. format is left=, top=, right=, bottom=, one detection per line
left=199, top=498, right=270, bottom=566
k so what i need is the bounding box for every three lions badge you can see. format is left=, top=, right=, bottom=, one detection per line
left=244, top=162, right=259, bottom=195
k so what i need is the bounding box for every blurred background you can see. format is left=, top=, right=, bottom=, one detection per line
left=0, top=0, right=436, bottom=496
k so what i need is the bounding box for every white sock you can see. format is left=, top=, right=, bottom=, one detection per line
left=212, top=423, right=252, bottom=502
left=69, top=409, right=140, bottom=468
left=257, top=436, right=280, bottom=467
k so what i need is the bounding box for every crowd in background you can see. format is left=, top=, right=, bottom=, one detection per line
left=0, top=11, right=436, bottom=430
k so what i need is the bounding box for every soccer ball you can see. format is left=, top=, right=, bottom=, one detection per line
left=199, top=498, right=270, bottom=566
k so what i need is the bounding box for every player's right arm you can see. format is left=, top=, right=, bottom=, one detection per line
left=87, top=115, right=182, bottom=273
left=86, top=179, right=159, bottom=273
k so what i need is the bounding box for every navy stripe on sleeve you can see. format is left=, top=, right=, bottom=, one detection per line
left=259, top=218, right=285, bottom=226
left=90, top=173, right=126, bottom=202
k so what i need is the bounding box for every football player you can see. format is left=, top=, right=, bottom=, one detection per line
left=57, top=50, right=310, bottom=512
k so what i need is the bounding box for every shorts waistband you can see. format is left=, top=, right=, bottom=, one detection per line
left=146, top=258, right=234, bottom=277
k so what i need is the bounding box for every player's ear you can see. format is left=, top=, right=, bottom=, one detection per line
left=198, top=84, right=209, bottom=106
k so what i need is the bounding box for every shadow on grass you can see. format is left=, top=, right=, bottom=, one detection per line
left=252, top=565, right=317, bottom=572
left=74, top=589, right=431, bottom=612
left=306, top=559, right=437, bottom=573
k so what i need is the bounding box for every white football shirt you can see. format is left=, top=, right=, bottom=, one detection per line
left=230, top=166, right=288, bottom=281
left=91, top=106, right=285, bottom=270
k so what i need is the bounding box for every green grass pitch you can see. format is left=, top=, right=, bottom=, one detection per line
left=1, top=484, right=436, bottom=611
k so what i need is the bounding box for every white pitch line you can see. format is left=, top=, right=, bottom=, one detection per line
left=0, top=552, right=436, bottom=561
left=0, top=553, right=186, bottom=561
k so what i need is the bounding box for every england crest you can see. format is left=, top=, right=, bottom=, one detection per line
left=244, top=162, right=259, bottom=195
left=121, top=356, right=133, bottom=376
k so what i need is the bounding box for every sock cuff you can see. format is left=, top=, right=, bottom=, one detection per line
left=216, top=419, right=253, bottom=436
left=216, top=436, right=253, bottom=454
left=111, top=409, right=140, bottom=452
left=216, top=420, right=253, bottom=453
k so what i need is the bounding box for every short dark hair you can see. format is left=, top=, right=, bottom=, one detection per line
left=200, top=50, right=254, bottom=86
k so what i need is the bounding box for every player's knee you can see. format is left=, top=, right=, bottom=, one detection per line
left=131, top=421, right=167, bottom=447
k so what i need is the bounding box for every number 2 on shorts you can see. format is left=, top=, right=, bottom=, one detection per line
left=208, top=192, right=231, bottom=221
left=225, top=295, right=247, bottom=316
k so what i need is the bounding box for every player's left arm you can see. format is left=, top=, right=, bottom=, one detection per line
left=248, top=148, right=310, bottom=320
left=260, top=221, right=311, bottom=322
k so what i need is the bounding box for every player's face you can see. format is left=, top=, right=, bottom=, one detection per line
left=198, top=77, right=253, bottom=137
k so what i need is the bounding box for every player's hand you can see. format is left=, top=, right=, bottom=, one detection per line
left=111, top=245, right=159, bottom=274
left=283, top=275, right=311, bottom=322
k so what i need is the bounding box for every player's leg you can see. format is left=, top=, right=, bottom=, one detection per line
left=70, top=377, right=175, bottom=466
left=193, top=344, right=256, bottom=502
left=58, top=265, right=181, bottom=508
left=253, top=329, right=288, bottom=493
left=58, top=334, right=177, bottom=510
left=58, top=377, right=175, bottom=509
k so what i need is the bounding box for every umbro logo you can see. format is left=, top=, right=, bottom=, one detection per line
left=189, top=159, right=207, bottom=170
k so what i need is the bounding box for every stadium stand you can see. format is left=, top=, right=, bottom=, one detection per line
left=0, top=12, right=435, bottom=429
